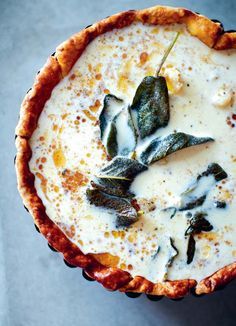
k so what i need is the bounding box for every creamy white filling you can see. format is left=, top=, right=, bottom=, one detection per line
left=29, top=22, right=236, bottom=283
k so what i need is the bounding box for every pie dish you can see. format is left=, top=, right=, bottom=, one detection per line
left=15, top=5, right=236, bottom=298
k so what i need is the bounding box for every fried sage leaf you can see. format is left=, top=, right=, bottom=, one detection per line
left=214, top=201, right=227, bottom=209
left=99, top=94, right=137, bottom=158
left=162, top=207, right=177, bottom=219
left=130, top=33, right=180, bottom=140
left=105, top=121, right=118, bottom=158
left=99, top=94, right=123, bottom=158
left=86, top=188, right=138, bottom=227
left=100, top=94, right=123, bottom=137
left=99, top=156, right=147, bottom=179
left=163, top=237, right=179, bottom=280
left=185, top=211, right=213, bottom=264
left=185, top=211, right=213, bottom=236
left=179, top=195, right=207, bottom=211
left=99, top=95, right=119, bottom=158
left=93, top=157, right=147, bottom=197
left=131, top=76, right=170, bottom=139
left=140, top=132, right=214, bottom=165
left=151, top=246, right=160, bottom=260
left=87, top=157, right=147, bottom=226
left=179, top=163, right=227, bottom=211
left=197, top=163, right=228, bottom=182
left=90, top=178, right=133, bottom=198
left=168, top=237, right=179, bottom=267
left=187, top=234, right=196, bottom=265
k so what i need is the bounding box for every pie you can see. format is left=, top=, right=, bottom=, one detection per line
left=15, top=5, right=236, bottom=298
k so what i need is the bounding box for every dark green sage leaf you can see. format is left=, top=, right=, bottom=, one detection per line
left=179, top=163, right=227, bottom=211
left=140, top=132, right=214, bottom=165
left=131, top=76, right=170, bottom=139
left=185, top=211, right=213, bottom=236
left=214, top=201, right=227, bottom=209
left=99, top=95, right=137, bottom=158
left=87, top=157, right=146, bottom=227
left=90, top=179, right=133, bottom=198
left=99, top=157, right=147, bottom=179
left=179, top=195, right=207, bottom=211
left=151, top=246, right=160, bottom=260
left=185, top=212, right=193, bottom=219
left=168, top=237, right=179, bottom=267
left=129, top=33, right=180, bottom=140
left=99, top=94, right=123, bottom=158
left=127, top=105, right=139, bottom=141
left=163, top=207, right=177, bottom=219
left=93, top=158, right=145, bottom=197
left=163, top=237, right=179, bottom=280
left=100, top=94, right=123, bottom=139
left=187, top=234, right=196, bottom=264
left=197, top=163, right=228, bottom=182
left=86, top=188, right=138, bottom=227
left=105, top=121, right=118, bottom=158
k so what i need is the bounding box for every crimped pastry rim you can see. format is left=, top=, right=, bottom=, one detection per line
left=15, top=5, right=236, bottom=298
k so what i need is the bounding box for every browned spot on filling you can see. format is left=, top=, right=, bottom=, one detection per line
left=151, top=27, right=159, bottom=34
left=52, top=124, right=58, bottom=131
left=104, top=231, right=110, bottom=238
left=139, top=52, right=149, bottom=65
left=92, top=253, right=120, bottom=268
left=89, top=99, right=101, bottom=113
left=69, top=73, right=76, bottom=80
left=197, top=232, right=218, bottom=241
left=36, top=172, right=49, bottom=200
left=82, top=109, right=97, bottom=121
left=95, top=73, right=102, bottom=80
left=54, top=185, right=59, bottom=192
left=127, top=264, right=133, bottom=271
left=127, top=233, right=137, bottom=243
left=120, top=263, right=126, bottom=270
left=88, top=63, right=92, bottom=72
left=117, top=60, right=134, bottom=93
left=61, top=113, right=69, bottom=120
left=53, top=147, right=66, bottom=168
left=62, top=169, right=88, bottom=192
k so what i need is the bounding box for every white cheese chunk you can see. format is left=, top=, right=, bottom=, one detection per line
left=212, top=84, right=233, bottom=108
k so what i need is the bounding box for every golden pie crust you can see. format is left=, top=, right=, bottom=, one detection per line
left=15, top=5, right=236, bottom=298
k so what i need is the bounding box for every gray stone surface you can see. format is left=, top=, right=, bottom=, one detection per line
left=0, top=0, right=236, bottom=325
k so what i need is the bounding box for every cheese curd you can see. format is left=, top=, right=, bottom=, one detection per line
left=29, top=23, right=236, bottom=283
left=160, top=66, right=183, bottom=94
left=212, top=84, right=233, bottom=108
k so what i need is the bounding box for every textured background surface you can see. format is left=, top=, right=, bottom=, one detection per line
left=0, top=0, right=236, bottom=325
